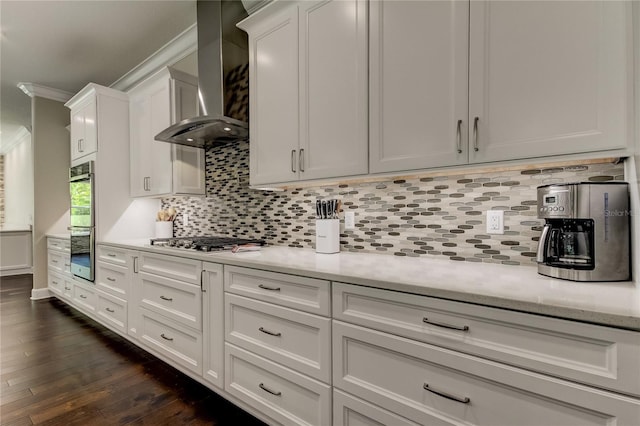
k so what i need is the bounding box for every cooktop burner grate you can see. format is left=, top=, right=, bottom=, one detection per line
left=150, top=236, right=265, bottom=252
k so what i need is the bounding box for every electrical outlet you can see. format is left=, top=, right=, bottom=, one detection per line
left=486, top=210, right=504, bottom=234
left=183, top=214, right=189, bottom=227
left=344, top=211, right=356, bottom=230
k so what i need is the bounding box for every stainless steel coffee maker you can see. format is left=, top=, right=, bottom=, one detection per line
left=536, top=182, right=630, bottom=282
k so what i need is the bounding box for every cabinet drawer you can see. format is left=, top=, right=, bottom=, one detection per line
left=225, top=266, right=330, bottom=316
left=139, top=272, right=202, bottom=330
left=48, top=251, right=70, bottom=274
left=96, top=291, right=127, bottom=335
left=334, top=321, right=640, bottom=426
left=48, top=238, right=70, bottom=252
left=225, top=293, right=331, bottom=383
left=139, top=252, right=201, bottom=285
left=73, top=281, right=96, bottom=314
left=333, top=389, right=420, bottom=426
left=225, top=343, right=331, bottom=426
left=139, top=308, right=202, bottom=375
left=48, top=271, right=65, bottom=297
left=96, top=245, right=130, bottom=267
left=334, top=282, right=640, bottom=397
left=96, top=261, right=129, bottom=298
left=62, top=279, right=74, bottom=299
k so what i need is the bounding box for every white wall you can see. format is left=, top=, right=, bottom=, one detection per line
left=4, top=130, right=34, bottom=226
left=32, top=96, right=70, bottom=290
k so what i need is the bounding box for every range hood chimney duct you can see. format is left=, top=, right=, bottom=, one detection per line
left=155, top=0, right=249, bottom=148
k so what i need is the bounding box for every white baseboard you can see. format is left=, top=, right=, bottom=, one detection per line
left=31, top=287, right=52, bottom=300
left=0, top=267, right=33, bottom=277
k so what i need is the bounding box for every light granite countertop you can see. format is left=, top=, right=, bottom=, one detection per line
left=99, top=240, right=640, bottom=330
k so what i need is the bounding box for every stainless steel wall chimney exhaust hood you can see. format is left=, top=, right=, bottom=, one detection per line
left=155, top=0, right=249, bottom=148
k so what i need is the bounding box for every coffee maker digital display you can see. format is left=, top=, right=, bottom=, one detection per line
left=536, top=182, right=630, bottom=282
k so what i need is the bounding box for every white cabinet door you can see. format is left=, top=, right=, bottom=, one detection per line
left=129, top=68, right=203, bottom=197
left=70, top=97, right=98, bottom=161
left=129, top=78, right=171, bottom=197
left=298, top=0, right=368, bottom=180
left=171, top=78, right=205, bottom=196
left=247, top=6, right=300, bottom=185
left=369, top=0, right=469, bottom=173
left=203, top=262, right=224, bottom=389
left=468, top=0, right=632, bottom=163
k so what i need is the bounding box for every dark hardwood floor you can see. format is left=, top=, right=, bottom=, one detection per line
left=0, top=275, right=267, bottom=425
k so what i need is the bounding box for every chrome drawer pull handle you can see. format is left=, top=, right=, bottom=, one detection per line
left=259, top=383, right=282, bottom=396
left=160, top=296, right=173, bottom=301
left=258, top=284, right=281, bottom=292
left=456, top=119, right=463, bottom=153
left=106, top=308, right=115, bottom=313
left=52, top=281, right=58, bottom=285
left=259, top=327, right=282, bottom=337
left=160, top=333, right=174, bottom=341
left=52, top=260, right=58, bottom=263
left=79, top=294, right=87, bottom=299
left=291, top=149, right=297, bottom=173
left=65, top=286, right=71, bottom=290
left=107, top=277, right=116, bottom=282
left=473, top=116, right=479, bottom=152
left=65, top=264, right=70, bottom=267
left=107, top=253, right=116, bottom=257
left=424, top=383, right=470, bottom=404
left=422, top=317, right=469, bottom=332
left=299, top=148, right=305, bottom=172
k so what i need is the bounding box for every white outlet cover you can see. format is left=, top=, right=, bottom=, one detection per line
left=486, top=210, right=504, bottom=234
left=344, top=211, right=356, bottom=229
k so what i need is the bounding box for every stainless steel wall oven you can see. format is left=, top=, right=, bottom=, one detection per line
left=69, top=161, right=95, bottom=282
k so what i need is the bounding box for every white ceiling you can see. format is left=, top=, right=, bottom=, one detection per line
left=0, top=0, right=197, bottom=149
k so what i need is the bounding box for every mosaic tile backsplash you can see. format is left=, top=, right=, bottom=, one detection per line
left=162, top=141, right=624, bottom=267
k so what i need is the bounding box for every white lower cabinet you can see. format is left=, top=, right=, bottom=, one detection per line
left=139, top=307, right=203, bottom=375
left=72, top=280, right=97, bottom=315
left=225, top=343, right=331, bottom=426
left=203, top=262, right=225, bottom=389
left=333, top=320, right=640, bottom=425
left=224, top=265, right=332, bottom=424
left=96, top=291, right=127, bottom=335
left=333, top=389, right=420, bottom=426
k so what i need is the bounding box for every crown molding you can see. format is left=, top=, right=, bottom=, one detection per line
left=111, top=23, right=197, bottom=92
left=17, top=83, right=73, bottom=102
left=0, top=126, right=31, bottom=155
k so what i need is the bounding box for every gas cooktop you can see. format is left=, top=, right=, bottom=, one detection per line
left=149, top=236, right=265, bottom=252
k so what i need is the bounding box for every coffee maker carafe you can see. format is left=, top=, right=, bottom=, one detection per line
left=536, top=182, right=630, bottom=282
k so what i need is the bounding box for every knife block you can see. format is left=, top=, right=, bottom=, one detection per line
left=316, top=219, right=340, bottom=254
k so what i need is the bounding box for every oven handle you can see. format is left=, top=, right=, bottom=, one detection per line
left=536, top=224, right=551, bottom=263
left=69, top=173, right=92, bottom=182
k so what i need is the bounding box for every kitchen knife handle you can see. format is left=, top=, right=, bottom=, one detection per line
left=299, top=149, right=305, bottom=172
left=473, top=117, right=479, bottom=152
left=456, top=119, right=463, bottom=154
left=291, top=150, right=297, bottom=173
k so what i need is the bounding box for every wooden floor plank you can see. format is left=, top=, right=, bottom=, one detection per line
left=0, top=275, right=266, bottom=426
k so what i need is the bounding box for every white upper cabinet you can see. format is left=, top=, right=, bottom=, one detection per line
left=129, top=67, right=205, bottom=198
left=69, top=95, right=98, bottom=162
left=468, top=0, right=632, bottom=163
left=370, top=0, right=469, bottom=173
left=240, top=0, right=368, bottom=186
left=371, top=0, right=633, bottom=174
